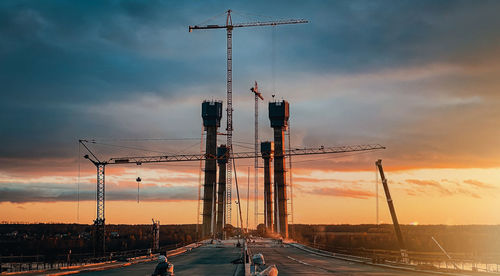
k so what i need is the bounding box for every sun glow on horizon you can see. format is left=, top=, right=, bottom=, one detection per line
left=1, top=166, right=499, bottom=227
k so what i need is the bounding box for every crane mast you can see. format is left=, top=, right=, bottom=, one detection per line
left=189, top=10, right=307, bottom=225
left=226, top=11, right=234, bottom=225
left=79, top=140, right=106, bottom=255
left=251, top=82, right=263, bottom=228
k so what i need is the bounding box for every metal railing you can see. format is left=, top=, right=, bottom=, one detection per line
left=0, top=241, right=192, bottom=273
left=302, top=242, right=500, bottom=273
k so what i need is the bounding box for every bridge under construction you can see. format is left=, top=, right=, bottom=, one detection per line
left=80, top=99, right=385, bottom=254
left=66, top=238, right=469, bottom=276
left=73, top=9, right=435, bottom=276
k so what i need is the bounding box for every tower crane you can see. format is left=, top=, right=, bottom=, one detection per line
left=250, top=81, right=263, bottom=228
left=189, top=10, right=308, bottom=224
left=80, top=139, right=384, bottom=255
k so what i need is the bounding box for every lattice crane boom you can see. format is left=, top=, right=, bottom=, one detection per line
left=189, top=19, right=309, bottom=32
left=104, top=144, right=386, bottom=164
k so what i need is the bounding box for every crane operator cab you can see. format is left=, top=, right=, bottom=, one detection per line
left=152, top=255, right=174, bottom=276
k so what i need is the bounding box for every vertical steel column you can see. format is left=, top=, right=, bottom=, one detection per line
left=196, top=127, right=204, bottom=239
left=226, top=26, right=233, bottom=227
left=94, top=163, right=105, bottom=255
left=261, top=142, right=274, bottom=232
left=96, top=164, right=105, bottom=224
left=152, top=219, right=160, bottom=252
left=287, top=123, right=294, bottom=226
left=216, top=145, right=228, bottom=237
left=254, top=94, right=259, bottom=229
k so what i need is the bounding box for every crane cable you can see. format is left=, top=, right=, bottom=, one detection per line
left=272, top=26, right=276, bottom=95
left=86, top=138, right=199, bottom=142
left=232, top=157, right=245, bottom=233
left=88, top=141, right=177, bottom=155
left=136, top=166, right=141, bottom=204
left=289, top=149, right=380, bottom=164
left=376, top=163, right=379, bottom=226
left=231, top=10, right=274, bottom=22
left=83, top=139, right=201, bottom=156
left=77, top=141, right=81, bottom=223
left=196, top=10, right=228, bottom=26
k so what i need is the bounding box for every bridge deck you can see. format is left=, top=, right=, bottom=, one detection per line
left=81, top=240, right=431, bottom=276
left=249, top=243, right=428, bottom=275
left=81, top=244, right=242, bottom=276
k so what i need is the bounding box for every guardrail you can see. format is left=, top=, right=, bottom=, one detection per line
left=0, top=241, right=198, bottom=273
left=296, top=242, right=500, bottom=273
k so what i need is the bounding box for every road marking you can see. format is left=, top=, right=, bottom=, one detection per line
left=287, top=255, right=311, bottom=266
left=286, top=255, right=336, bottom=273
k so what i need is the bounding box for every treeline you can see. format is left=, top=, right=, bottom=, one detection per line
left=289, top=224, right=500, bottom=254
left=0, top=223, right=198, bottom=257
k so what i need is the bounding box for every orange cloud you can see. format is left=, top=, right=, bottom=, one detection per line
left=405, top=179, right=453, bottom=196
left=463, top=179, right=496, bottom=189
left=306, top=187, right=375, bottom=199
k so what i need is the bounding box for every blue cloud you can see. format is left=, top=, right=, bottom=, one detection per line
left=1, top=0, right=499, bottom=167
left=0, top=183, right=197, bottom=203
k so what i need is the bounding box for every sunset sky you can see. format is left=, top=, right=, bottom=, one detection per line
left=1, top=0, right=500, bottom=227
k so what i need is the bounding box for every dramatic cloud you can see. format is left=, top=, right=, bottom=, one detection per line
left=405, top=179, right=453, bottom=196
left=0, top=184, right=197, bottom=203
left=403, top=178, right=497, bottom=198
left=1, top=0, right=500, bottom=225
left=1, top=0, right=500, bottom=169
left=463, top=179, right=496, bottom=189
left=305, top=187, right=374, bottom=199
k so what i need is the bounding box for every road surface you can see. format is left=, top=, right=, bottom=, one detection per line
left=249, top=243, right=429, bottom=275
left=82, top=240, right=432, bottom=275
left=81, top=244, right=243, bottom=276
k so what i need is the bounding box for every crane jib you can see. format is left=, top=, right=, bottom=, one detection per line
left=105, top=144, right=385, bottom=165
left=189, top=20, right=308, bottom=32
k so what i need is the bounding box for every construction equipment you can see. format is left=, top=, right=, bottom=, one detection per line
left=189, top=10, right=307, bottom=226
left=287, top=122, right=295, bottom=227
left=375, top=159, right=408, bottom=263
left=269, top=100, right=289, bottom=237
left=431, top=236, right=460, bottom=270
left=201, top=100, right=223, bottom=237
left=152, top=219, right=160, bottom=252
left=83, top=143, right=385, bottom=165
left=80, top=139, right=384, bottom=253
left=261, top=141, right=274, bottom=232
left=80, top=140, right=106, bottom=256
left=250, top=81, right=264, bottom=228
left=136, top=177, right=141, bottom=203
left=216, top=145, right=228, bottom=238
